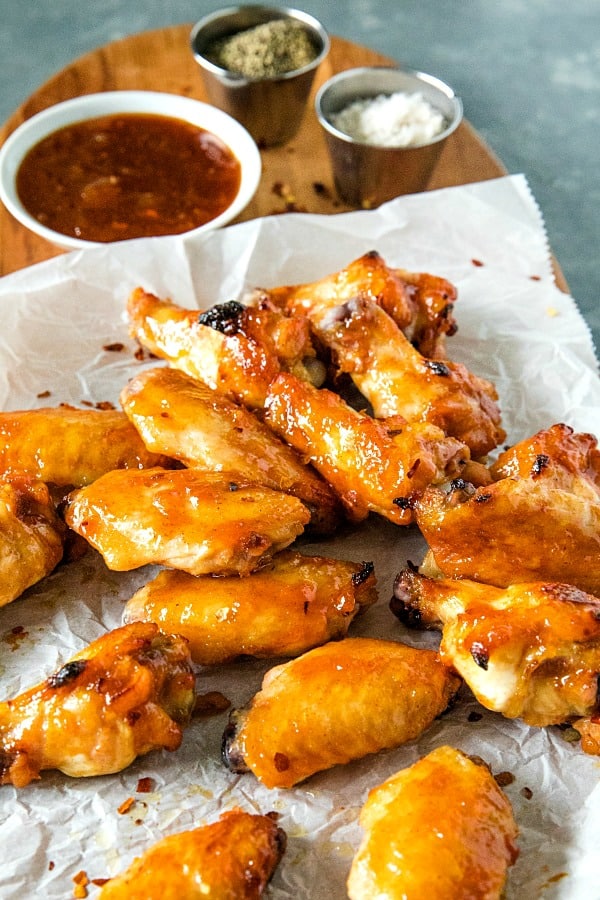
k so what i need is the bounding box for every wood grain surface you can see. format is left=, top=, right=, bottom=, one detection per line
left=0, top=25, right=513, bottom=278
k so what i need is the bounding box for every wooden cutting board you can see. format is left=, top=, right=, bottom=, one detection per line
left=0, top=24, right=515, bottom=278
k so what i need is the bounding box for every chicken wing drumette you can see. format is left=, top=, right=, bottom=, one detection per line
left=98, top=810, right=286, bottom=900
left=123, top=550, right=377, bottom=664
left=64, top=468, right=310, bottom=576
left=0, top=475, right=66, bottom=607
left=126, top=287, right=323, bottom=410
left=222, top=637, right=460, bottom=788
left=347, top=745, right=519, bottom=900
left=392, top=567, right=600, bottom=733
left=415, top=423, right=600, bottom=594
left=120, top=366, right=341, bottom=535
left=0, top=622, right=195, bottom=787
left=264, top=371, right=482, bottom=526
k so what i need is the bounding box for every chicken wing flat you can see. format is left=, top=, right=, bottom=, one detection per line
left=127, top=287, right=321, bottom=409
left=0, top=475, right=66, bottom=607
left=222, top=637, right=460, bottom=788
left=0, top=622, right=195, bottom=788
left=311, top=294, right=504, bottom=458
left=120, top=366, right=340, bottom=535
left=64, top=467, right=310, bottom=576
left=347, top=745, right=519, bottom=900
left=97, top=809, right=286, bottom=900
left=123, top=550, right=377, bottom=665
left=393, top=568, right=600, bottom=729
left=0, top=406, right=171, bottom=487
left=415, top=423, right=600, bottom=593
left=264, top=372, right=472, bottom=525
left=246, top=250, right=458, bottom=359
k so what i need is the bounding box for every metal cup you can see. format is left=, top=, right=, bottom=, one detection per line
left=315, top=66, right=463, bottom=207
left=190, top=5, right=330, bottom=148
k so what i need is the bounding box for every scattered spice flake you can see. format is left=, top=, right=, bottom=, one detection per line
left=494, top=771, right=515, bottom=787
left=136, top=776, right=155, bottom=793
left=72, top=870, right=89, bottom=899
left=520, top=786, right=533, bottom=800
left=48, top=861, right=55, bottom=871
left=81, top=399, right=93, bottom=407
left=4, top=625, right=28, bottom=650
left=91, top=879, right=110, bottom=887
left=117, top=796, right=135, bottom=815
left=467, top=710, right=483, bottom=722
left=546, top=306, right=559, bottom=318
left=95, top=400, right=116, bottom=410
left=471, top=258, right=484, bottom=267
left=134, top=346, right=146, bottom=361
left=546, top=872, right=568, bottom=884
left=37, top=389, right=51, bottom=399
left=193, top=691, right=231, bottom=718
left=102, top=342, right=125, bottom=352
left=530, top=274, right=542, bottom=281
left=312, top=181, right=332, bottom=199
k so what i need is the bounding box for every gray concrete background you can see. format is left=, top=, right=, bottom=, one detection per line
left=1, top=0, right=598, bottom=353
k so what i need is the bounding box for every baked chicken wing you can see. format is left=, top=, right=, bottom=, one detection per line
left=0, top=406, right=171, bottom=487
left=222, top=637, right=460, bottom=788
left=264, top=372, right=475, bottom=525
left=246, top=250, right=458, bottom=359
left=415, top=423, right=600, bottom=594
left=347, top=745, right=519, bottom=900
left=123, top=550, right=377, bottom=665
left=120, top=366, right=340, bottom=535
left=392, top=568, right=600, bottom=729
left=127, top=287, right=322, bottom=409
left=0, top=475, right=66, bottom=607
left=97, top=809, right=286, bottom=900
left=64, top=467, right=310, bottom=576
left=0, top=622, right=195, bottom=788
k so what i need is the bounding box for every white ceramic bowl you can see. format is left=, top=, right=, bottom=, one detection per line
left=0, top=90, right=262, bottom=250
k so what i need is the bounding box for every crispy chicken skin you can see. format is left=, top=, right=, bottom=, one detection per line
left=120, top=366, right=341, bottom=535
left=347, top=745, right=519, bottom=900
left=64, top=467, right=310, bottom=576
left=123, top=550, right=377, bottom=665
left=222, top=637, right=460, bottom=788
left=313, top=295, right=504, bottom=458
left=126, top=287, right=321, bottom=409
left=0, top=622, right=195, bottom=788
left=264, top=372, right=472, bottom=525
left=0, top=475, right=66, bottom=607
left=0, top=407, right=171, bottom=487
left=415, top=424, right=600, bottom=593
left=97, top=809, right=286, bottom=900
left=246, top=250, right=458, bottom=359
left=392, top=568, right=600, bottom=729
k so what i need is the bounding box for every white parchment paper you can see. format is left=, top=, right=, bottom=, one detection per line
left=0, top=174, right=599, bottom=898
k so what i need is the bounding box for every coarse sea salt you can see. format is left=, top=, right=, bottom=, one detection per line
left=330, top=91, right=445, bottom=148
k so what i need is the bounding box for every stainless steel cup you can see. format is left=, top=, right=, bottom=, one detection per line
left=315, top=66, right=463, bottom=206
left=190, top=5, right=330, bottom=148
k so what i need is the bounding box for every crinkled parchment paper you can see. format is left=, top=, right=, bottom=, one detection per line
left=0, top=174, right=599, bottom=898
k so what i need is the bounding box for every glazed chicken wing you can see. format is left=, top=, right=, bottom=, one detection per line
left=0, top=406, right=171, bottom=487
left=222, top=637, right=460, bottom=788
left=120, top=366, right=340, bottom=535
left=0, top=622, right=195, bottom=788
left=64, top=467, right=310, bottom=576
left=123, top=550, right=377, bottom=664
left=0, top=475, right=66, bottom=607
left=98, top=809, right=286, bottom=900
left=392, top=568, right=600, bottom=729
left=247, top=250, right=458, bottom=358
left=127, top=287, right=322, bottom=409
left=264, top=372, right=474, bottom=525
left=415, top=423, right=600, bottom=593
left=347, top=745, right=519, bottom=900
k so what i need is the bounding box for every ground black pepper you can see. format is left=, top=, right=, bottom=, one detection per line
left=207, top=19, right=317, bottom=78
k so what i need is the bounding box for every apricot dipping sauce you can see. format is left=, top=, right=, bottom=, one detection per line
left=15, top=113, right=242, bottom=242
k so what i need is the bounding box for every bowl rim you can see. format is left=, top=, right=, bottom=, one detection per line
left=190, top=4, right=330, bottom=83
left=0, top=89, right=262, bottom=250
left=314, top=64, right=463, bottom=149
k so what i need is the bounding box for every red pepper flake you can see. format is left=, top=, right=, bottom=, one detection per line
left=520, top=786, right=533, bottom=800
left=471, top=258, right=484, bottom=267
left=102, top=342, right=125, bottom=352
left=48, top=861, right=55, bottom=871
left=81, top=399, right=93, bottom=407
left=95, top=400, right=116, bottom=410
left=530, top=274, right=541, bottom=281
left=494, top=771, right=515, bottom=787
left=193, top=691, right=231, bottom=718
left=91, top=879, right=110, bottom=887
left=136, top=776, right=155, bottom=793
left=72, top=870, right=89, bottom=898
left=274, top=752, right=290, bottom=772
left=37, top=389, right=51, bottom=399
left=117, top=797, right=135, bottom=815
